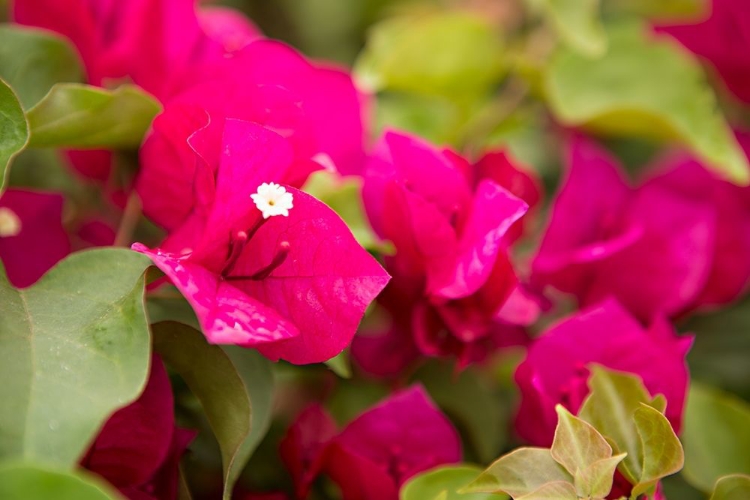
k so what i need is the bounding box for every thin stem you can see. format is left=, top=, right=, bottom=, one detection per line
left=114, top=191, right=142, bottom=247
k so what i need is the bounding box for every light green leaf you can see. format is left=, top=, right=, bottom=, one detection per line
left=152, top=322, right=256, bottom=500
left=461, top=448, right=572, bottom=497
left=710, top=474, right=750, bottom=500
left=0, top=462, right=122, bottom=500
left=27, top=83, right=161, bottom=149
left=0, top=24, right=82, bottom=109
left=609, top=0, right=707, bottom=21
left=578, top=365, right=665, bottom=483
left=630, top=404, right=684, bottom=497
left=544, top=22, right=749, bottom=185
left=516, top=481, right=578, bottom=500
left=301, top=171, right=381, bottom=252
left=527, top=0, right=606, bottom=57
left=414, top=362, right=506, bottom=463
left=400, top=465, right=506, bottom=500
left=355, top=11, right=504, bottom=100
left=551, top=405, right=613, bottom=476
left=574, top=453, right=627, bottom=499
left=323, top=350, right=352, bottom=379
left=682, top=384, right=750, bottom=492
left=0, top=249, right=152, bottom=467
left=0, top=79, right=28, bottom=191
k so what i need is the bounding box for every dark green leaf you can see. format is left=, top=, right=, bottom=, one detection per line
left=400, top=465, right=505, bottom=500
left=710, top=474, right=750, bottom=500
left=27, top=83, right=161, bottom=149
left=682, top=384, right=750, bottom=492
left=152, top=322, right=256, bottom=500
left=0, top=249, right=152, bottom=467
left=544, top=22, right=749, bottom=185
left=461, top=448, right=572, bottom=497
left=0, top=24, right=82, bottom=109
left=0, top=78, right=28, bottom=190
left=0, top=462, right=122, bottom=499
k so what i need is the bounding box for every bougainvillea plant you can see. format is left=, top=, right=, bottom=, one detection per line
left=2, top=1, right=750, bottom=500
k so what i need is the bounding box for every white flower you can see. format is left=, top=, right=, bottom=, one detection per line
left=250, top=182, right=294, bottom=219
left=0, top=207, right=21, bottom=237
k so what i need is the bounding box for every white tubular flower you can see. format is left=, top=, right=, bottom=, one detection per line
left=0, top=207, right=21, bottom=237
left=250, top=182, right=294, bottom=219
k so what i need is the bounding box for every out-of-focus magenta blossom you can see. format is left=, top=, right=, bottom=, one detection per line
left=12, top=0, right=259, bottom=99
left=655, top=0, right=750, bottom=103
left=532, top=136, right=750, bottom=321
left=514, top=299, right=692, bottom=446
left=280, top=386, right=461, bottom=500
left=133, top=119, right=389, bottom=364
left=82, top=354, right=195, bottom=500
left=354, top=130, right=536, bottom=373
left=0, top=189, right=70, bottom=288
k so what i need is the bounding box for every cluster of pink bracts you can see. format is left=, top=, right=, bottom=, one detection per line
left=3, top=1, right=750, bottom=499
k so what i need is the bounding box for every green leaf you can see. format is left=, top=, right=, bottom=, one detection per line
left=0, top=462, right=122, bottom=499
left=578, top=365, right=665, bottom=483
left=323, top=350, right=352, bottom=379
left=516, top=481, right=578, bottom=500
left=400, top=465, right=505, bottom=500
left=0, top=24, right=83, bottom=109
left=682, top=384, right=750, bottom=492
left=301, top=171, right=381, bottom=252
left=461, top=448, right=572, bottom=497
left=413, top=362, right=506, bottom=463
left=574, top=453, right=627, bottom=499
left=355, top=11, right=504, bottom=100
left=544, top=22, right=749, bottom=185
left=0, top=249, right=151, bottom=467
left=0, top=78, right=28, bottom=191
left=630, top=404, right=684, bottom=497
left=526, top=0, right=606, bottom=57
left=710, top=475, right=750, bottom=500
left=27, top=83, right=161, bottom=149
left=152, top=322, right=259, bottom=500
left=608, top=0, right=706, bottom=21
left=551, top=405, right=613, bottom=476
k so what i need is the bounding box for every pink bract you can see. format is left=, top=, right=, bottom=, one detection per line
left=514, top=299, right=692, bottom=446
left=280, top=386, right=461, bottom=500
left=355, top=130, right=535, bottom=372
left=133, top=120, right=389, bottom=364
left=655, top=0, right=750, bottom=104
left=0, top=189, right=70, bottom=288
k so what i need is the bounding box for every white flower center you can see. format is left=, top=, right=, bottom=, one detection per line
left=0, top=207, right=21, bottom=237
left=250, top=182, right=294, bottom=219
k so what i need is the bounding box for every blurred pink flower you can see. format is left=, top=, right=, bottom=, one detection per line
left=514, top=299, right=692, bottom=446
left=280, top=386, right=461, bottom=500
left=82, top=354, right=195, bottom=500
left=533, top=135, right=750, bottom=321
left=655, top=0, right=750, bottom=103
left=0, top=189, right=70, bottom=288
left=133, top=120, right=389, bottom=364
left=354, top=131, right=537, bottom=372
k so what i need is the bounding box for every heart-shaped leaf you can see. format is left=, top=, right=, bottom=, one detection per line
left=152, top=322, right=272, bottom=500
left=0, top=79, right=28, bottom=191
left=551, top=405, right=613, bottom=476
left=27, top=83, right=161, bottom=149
left=630, top=404, right=684, bottom=497
left=461, top=448, right=572, bottom=497
left=0, top=24, right=82, bottom=109
left=401, top=465, right=505, bottom=500
left=526, top=0, right=606, bottom=56
left=544, top=22, right=749, bottom=185
left=0, top=249, right=152, bottom=467
left=710, top=474, right=750, bottom=500
left=682, top=384, right=750, bottom=492
left=0, top=462, right=122, bottom=499
left=574, top=453, right=627, bottom=499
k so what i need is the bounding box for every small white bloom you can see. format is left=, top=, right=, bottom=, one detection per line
left=0, top=207, right=21, bottom=237
left=250, top=182, right=294, bottom=219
